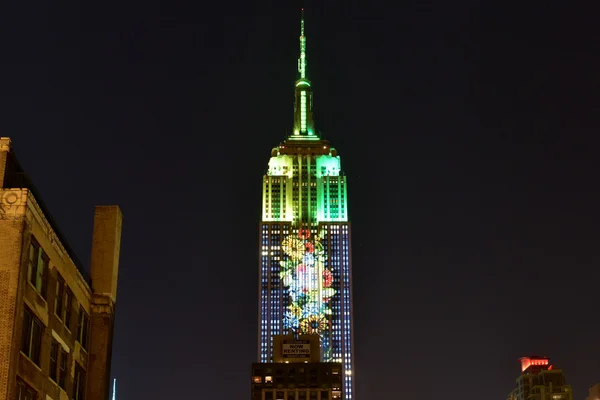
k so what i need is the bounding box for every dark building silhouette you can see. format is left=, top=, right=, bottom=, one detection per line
left=251, top=362, right=342, bottom=400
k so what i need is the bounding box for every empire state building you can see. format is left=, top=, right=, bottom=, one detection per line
left=258, top=11, right=355, bottom=400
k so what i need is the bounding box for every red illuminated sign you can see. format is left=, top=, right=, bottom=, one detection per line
left=520, top=357, right=549, bottom=372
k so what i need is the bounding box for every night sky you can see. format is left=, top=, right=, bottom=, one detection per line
left=2, top=1, right=599, bottom=399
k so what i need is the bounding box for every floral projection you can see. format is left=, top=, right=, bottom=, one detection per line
left=280, top=228, right=335, bottom=359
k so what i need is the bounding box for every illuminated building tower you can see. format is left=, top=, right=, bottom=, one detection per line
left=258, top=10, right=354, bottom=400
left=506, top=357, right=573, bottom=400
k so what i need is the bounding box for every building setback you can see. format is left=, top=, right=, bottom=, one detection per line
left=257, top=11, right=355, bottom=400
left=0, top=137, right=122, bottom=400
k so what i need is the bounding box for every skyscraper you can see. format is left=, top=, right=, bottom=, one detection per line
left=258, top=10, right=355, bottom=400
left=506, top=357, right=573, bottom=400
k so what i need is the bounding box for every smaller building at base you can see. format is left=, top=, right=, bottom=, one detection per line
left=252, top=335, right=343, bottom=400
left=506, top=356, right=573, bottom=400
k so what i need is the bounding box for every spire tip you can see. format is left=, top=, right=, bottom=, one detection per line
left=298, top=8, right=307, bottom=79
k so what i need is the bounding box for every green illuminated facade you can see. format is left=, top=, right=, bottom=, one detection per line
left=258, top=10, right=354, bottom=400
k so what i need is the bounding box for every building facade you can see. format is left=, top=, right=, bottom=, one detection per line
left=257, top=11, right=354, bottom=400
left=507, top=357, right=573, bottom=400
left=0, top=137, right=122, bottom=400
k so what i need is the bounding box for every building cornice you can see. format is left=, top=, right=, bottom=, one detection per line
left=0, top=188, right=93, bottom=297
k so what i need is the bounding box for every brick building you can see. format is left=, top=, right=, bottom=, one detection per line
left=0, top=137, right=122, bottom=400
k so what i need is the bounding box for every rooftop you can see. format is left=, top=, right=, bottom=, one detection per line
left=1, top=138, right=89, bottom=282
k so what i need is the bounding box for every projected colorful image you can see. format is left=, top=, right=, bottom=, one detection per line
left=280, top=228, right=335, bottom=359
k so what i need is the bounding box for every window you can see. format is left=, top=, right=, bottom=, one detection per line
left=49, top=339, right=68, bottom=389
left=76, top=308, right=89, bottom=350
left=55, top=275, right=64, bottom=317
left=59, top=349, right=67, bottom=389
left=21, top=308, right=43, bottom=365
left=17, top=379, right=37, bottom=400
left=73, top=363, right=86, bottom=400
left=55, top=274, right=72, bottom=329
left=28, top=239, right=48, bottom=297
left=49, top=341, right=58, bottom=381
left=64, top=290, right=72, bottom=329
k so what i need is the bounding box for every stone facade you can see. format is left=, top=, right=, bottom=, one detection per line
left=0, top=137, right=122, bottom=400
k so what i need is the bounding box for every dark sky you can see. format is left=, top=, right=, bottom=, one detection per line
left=2, top=1, right=599, bottom=399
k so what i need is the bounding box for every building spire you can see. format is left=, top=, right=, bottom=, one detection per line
left=112, top=379, right=116, bottom=400
left=292, top=8, right=316, bottom=138
left=298, top=8, right=307, bottom=79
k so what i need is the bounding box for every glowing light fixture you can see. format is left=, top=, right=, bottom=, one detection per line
left=520, top=357, right=549, bottom=372
left=298, top=11, right=307, bottom=79
left=300, top=91, right=307, bottom=132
